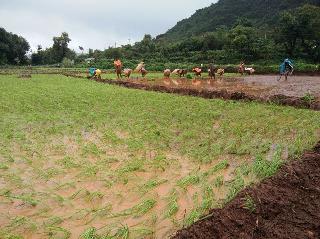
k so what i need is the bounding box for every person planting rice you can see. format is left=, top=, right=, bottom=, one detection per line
left=114, top=59, right=122, bottom=79
left=192, top=67, right=202, bottom=77
left=95, top=69, right=102, bottom=79
left=238, top=61, right=245, bottom=75
left=217, top=68, right=225, bottom=77
left=135, top=62, right=148, bottom=77
left=123, top=68, right=132, bottom=79
left=208, top=63, right=216, bottom=80
left=88, top=67, right=101, bottom=79
left=278, top=58, right=294, bottom=81
left=172, top=69, right=187, bottom=78
left=164, top=69, right=171, bottom=78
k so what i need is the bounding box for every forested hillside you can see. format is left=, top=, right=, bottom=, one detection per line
left=158, top=0, right=320, bottom=42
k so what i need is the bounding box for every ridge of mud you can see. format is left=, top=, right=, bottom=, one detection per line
left=64, top=74, right=320, bottom=111
left=172, top=142, right=320, bottom=239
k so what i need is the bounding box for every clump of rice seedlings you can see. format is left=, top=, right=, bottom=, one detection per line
left=236, top=162, right=252, bottom=176
left=58, top=156, right=79, bottom=169
left=80, top=227, right=99, bottom=239
left=0, top=229, right=23, bottom=239
left=149, top=155, right=169, bottom=171
left=50, top=193, right=66, bottom=206
left=243, top=195, right=256, bottom=213
left=0, top=162, right=9, bottom=169
left=183, top=209, right=202, bottom=227
left=97, top=157, right=119, bottom=166
left=252, top=148, right=283, bottom=179
left=103, top=129, right=122, bottom=144
left=72, top=208, right=91, bottom=221
left=103, top=179, right=114, bottom=189
left=112, top=199, right=156, bottom=218
left=183, top=185, right=215, bottom=227
left=132, top=226, right=154, bottom=238
left=37, top=167, right=61, bottom=181
left=16, top=194, right=39, bottom=207
left=45, top=226, right=71, bottom=239
left=84, top=190, right=104, bottom=202
left=117, top=158, right=144, bottom=176
left=126, top=138, right=145, bottom=151
left=0, top=191, right=39, bottom=206
left=3, top=172, right=23, bottom=187
left=225, top=175, right=245, bottom=202
left=200, top=185, right=215, bottom=212
left=80, top=227, right=101, bottom=239
left=114, top=224, right=130, bottom=239
left=69, top=188, right=86, bottom=200
left=202, top=160, right=229, bottom=178
left=86, top=204, right=112, bottom=224
left=79, top=164, right=99, bottom=178
left=213, top=176, right=224, bottom=188
left=177, top=174, right=200, bottom=189
left=165, top=190, right=179, bottom=218
left=82, top=143, right=103, bottom=156
left=55, top=182, right=76, bottom=191
left=7, top=216, right=37, bottom=233
left=43, top=216, right=63, bottom=227
left=132, top=199, right=157, bottom=217
left=140, top=179, right=167, bottom=195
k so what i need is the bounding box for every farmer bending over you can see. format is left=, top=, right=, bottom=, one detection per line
left=278, top=58, right=294, bottom=81
left=88, top=67, right=101, bottom=80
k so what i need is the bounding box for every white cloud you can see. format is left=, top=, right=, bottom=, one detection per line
left=0, top=0, right=216, bottom=52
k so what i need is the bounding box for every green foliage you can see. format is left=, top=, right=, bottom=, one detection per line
left=186, top=74, right=193, bottom=79
left=61, top=58, right=74, bottom=68
left=243, top=195, right=256, bottom=213
left=252, top=153, right=283, bottom=179
left=0, top=27, right=30, bottom=65
left=277, top=4, right=320, bottom=61
left=302, top=93, right=316, bottom=104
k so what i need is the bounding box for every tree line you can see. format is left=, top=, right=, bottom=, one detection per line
left=1, top=4, right=319, bottom=70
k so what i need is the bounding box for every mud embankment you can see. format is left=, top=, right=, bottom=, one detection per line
left=172, top=142, right=320, bottom=239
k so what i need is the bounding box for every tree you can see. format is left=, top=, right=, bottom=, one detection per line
left=0, top=27, right=30, bottom=65
left=135, top=34, right=156, bottom=55
left=277, top=4, right=320, bottom=61
left=227, top=24, right=258, bottom=60
left=51, top=32, right=72, bottom=62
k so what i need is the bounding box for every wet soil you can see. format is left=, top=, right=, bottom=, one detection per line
left=172, top=142, right=320, bottom=239
left=65, top=74, right=320, bottom=110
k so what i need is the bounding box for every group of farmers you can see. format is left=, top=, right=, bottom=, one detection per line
left=87, top=58, right=294, bottom=81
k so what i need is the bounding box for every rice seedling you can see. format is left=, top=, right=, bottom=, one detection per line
left=165, top=190, right=179, bottom=218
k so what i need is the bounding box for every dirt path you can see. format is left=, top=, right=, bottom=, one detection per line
left=172, top=142, right=320, bottom=239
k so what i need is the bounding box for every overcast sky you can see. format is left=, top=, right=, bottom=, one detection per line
left=1, top=0, right=216, bottom=52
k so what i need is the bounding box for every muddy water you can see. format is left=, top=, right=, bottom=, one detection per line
left=122, top=75, right=320, bottom=99
left=0, top=138, right=246, bottom=239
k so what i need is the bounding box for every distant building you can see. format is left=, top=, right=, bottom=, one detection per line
left=85, top=58, right=95, bottom=64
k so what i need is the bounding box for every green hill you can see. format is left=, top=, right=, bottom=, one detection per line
left=157, top=0, right=320, bottom=42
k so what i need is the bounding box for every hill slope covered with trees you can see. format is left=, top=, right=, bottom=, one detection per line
left=157, top=0, right=320, bottom=42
